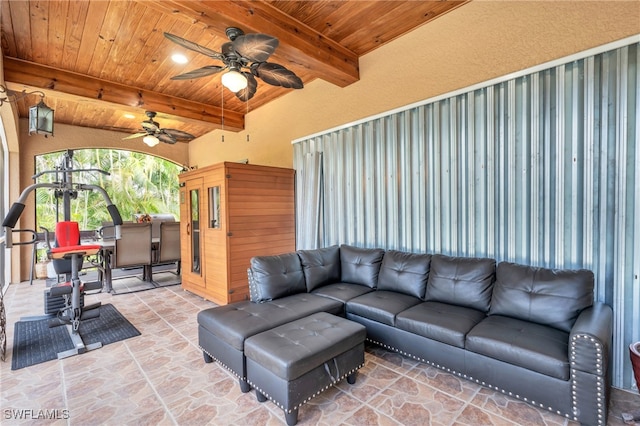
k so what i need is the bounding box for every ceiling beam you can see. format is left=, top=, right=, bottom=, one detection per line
left=150, top=0, right=360, bottom=88
left=3, top=57, right=245, bottom=131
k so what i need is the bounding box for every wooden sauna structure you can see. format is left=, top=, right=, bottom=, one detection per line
left=178, top=162, right=295, bottom=305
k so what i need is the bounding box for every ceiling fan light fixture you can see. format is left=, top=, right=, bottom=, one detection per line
left=143, top=134, right=160, bottom=147
left=221, top=69, right=248, bottom=93
left=171, top=53, right=188, bottom=64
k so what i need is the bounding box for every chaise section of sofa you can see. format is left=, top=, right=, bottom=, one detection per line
left=198, top=252, right=343, bottom=392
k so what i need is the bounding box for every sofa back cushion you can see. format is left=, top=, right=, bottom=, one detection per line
left=249, top=252, right=306, bottom=302
left=425, top=254, right=496, bottom=312
left=489, top=262, right=594, bottom=332
left=297, top=245, right=341, bottom=292
left=377, top=250, right=431, bottom=299
left=340, top=244, right=385, bottom=288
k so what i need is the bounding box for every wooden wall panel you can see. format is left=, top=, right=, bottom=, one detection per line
left=203, top=168, right=228, bottom=304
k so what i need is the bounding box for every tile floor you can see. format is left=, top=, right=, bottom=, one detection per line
left=1, top=278, right=639, bottom=425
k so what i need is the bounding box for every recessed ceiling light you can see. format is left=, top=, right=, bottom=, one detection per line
left=123, top=113, right=135, bottom=119
left=172, top=53, right=188, bottom=64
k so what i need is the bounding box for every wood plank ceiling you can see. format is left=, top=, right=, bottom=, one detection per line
left=0, top=0, right=468, bottom=142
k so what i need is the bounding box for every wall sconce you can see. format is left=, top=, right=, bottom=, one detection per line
left=0, top=84, right=55, bottom=137
left=29, top=99, right=55, bottom=137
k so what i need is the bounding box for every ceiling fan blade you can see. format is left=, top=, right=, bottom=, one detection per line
left=170, top=65, right=227, bottom=80
left=122, top=132, right=148, bottom=140
left=236, top=73, right=258, bottom=102
left=157, top=132, right=177, bottom=144
left=141, top=121, right=160, bottom=132
left=233, top=33, right=279, bottom=63
left=163, top=128, right=195, bottom=141
left=252, top=62, right=303, bottom=89
left=106, top=126, right=134, bottom=132
left=164, top=32, right=225, bottom=61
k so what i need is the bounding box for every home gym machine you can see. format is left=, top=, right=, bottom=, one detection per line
left=2, top=150, right=123, bottom=358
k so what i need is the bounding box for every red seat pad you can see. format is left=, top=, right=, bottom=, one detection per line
left=50, top=244, right=101, bottom=259
left=51, top=244, right=101, bottom=253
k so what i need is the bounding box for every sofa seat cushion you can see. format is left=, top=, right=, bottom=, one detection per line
left=346, top=290, right=422, bottom=326
left=311, top=282, right=374, bottom=304
left=466, top=315, right=570, bottom=380
left=197, top=294, right=343, bottom=351
left=395, top=302, right=486, bottom=348
left=298, top=245, right=341, bottom=292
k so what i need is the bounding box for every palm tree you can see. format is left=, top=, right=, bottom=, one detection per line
left=35, top=149, right=181, bottom=231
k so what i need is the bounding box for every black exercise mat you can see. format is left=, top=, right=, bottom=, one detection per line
left=11, top=303, right=140, bottom=370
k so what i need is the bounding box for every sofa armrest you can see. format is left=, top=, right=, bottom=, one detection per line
left=569, top=302, right=612, bottom=376
left=569, top=302, right=612, bottom=426
left=248, top=267, right=257, bottom=301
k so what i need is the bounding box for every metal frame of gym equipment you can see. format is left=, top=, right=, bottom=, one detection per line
left=2, top=150, right=123, bottom=359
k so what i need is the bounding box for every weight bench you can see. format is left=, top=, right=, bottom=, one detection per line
left=43, top=221, right=104, bottom=359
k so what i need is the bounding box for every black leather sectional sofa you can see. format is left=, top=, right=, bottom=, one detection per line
left=197, top=244, right=612, bottom=426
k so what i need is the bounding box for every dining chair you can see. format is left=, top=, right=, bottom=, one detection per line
left=98, top=221, right=116, bottom=239
left=150, top=214, right=175, bottom=240
left=112, top=222, right=153, bottom=282
left=154, top=221, right=181, bottom=279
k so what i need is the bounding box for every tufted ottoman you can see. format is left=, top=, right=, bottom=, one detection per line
left=245, top=312, right=366, bottom=425
left=197, top=295, right=343, bottom=392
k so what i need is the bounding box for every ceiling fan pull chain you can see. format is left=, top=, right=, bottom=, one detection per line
left=221, top=85, right=225, bottom=142
left=246, top=96, right=250, bottom=142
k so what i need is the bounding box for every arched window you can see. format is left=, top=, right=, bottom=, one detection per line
left=34, top=149, right=182, bottom=231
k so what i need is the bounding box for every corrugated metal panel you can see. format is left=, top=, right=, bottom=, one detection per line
left=295, top=152, right=323, bottom=249
left=294, top=42, right=639, bottom=389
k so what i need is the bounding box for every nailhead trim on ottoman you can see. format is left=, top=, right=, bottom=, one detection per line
left=245, top=312, right=366, bottom=425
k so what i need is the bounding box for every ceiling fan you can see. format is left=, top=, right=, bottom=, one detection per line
left=122, top=111, right=195, bottom=146
left=164, top=27, right=303, bottom=102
